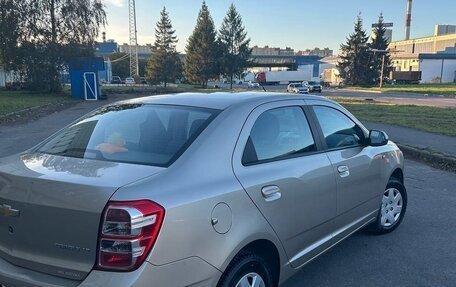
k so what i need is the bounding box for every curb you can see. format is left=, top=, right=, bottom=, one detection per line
left=0, top=104, right=52, bottom=119
left=398, top=143, right=456, bottom=173
left=338, top=88, right=456, bottom=98
left=338, top=88, right=382, bottom=94
left=0, top=102, right=76, bottom=125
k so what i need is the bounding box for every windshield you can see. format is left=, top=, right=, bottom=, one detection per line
left=34, top=104, right=220, bottom=167
left=308, top=81, right=319, bottom=85
left=294, top=84, right=303, bottom=88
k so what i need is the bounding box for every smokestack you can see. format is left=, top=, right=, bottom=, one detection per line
left=405, top=0, right=412, bottom=40
left=102, top=32, right=106, bottom=43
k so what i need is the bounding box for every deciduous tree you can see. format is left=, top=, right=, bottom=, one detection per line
left=0, top=0, right=106, bottom=92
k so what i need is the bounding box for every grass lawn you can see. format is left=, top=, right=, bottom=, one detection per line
left=347, top=83, right=456, bottom=97
left=335, top=98, right=456, bottom=137
left=0, top=90, right=73, bottom=116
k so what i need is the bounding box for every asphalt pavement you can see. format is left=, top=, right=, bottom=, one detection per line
left=323, top=89, right=456, bottom=108
left=0, top=94, right=138, bottom=158
left=0, top=95, right=455, bottom=286
left=364, top=121, right=456, bottom=157
left=228, top=83, right=456, bottom=108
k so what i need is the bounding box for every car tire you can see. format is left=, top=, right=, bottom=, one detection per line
left=217, top=251, right=276, bottom=287
left=369, top=178, right=407, bottom=234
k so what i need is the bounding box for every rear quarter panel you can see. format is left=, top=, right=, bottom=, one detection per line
left=110, top=103, right=290, bottom=277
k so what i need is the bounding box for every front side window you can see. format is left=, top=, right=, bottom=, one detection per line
left=243, top=106, right=316, bottom=165
left=34, top=104, right=219, bottom=167
left=313, top=106, right=365, bottom=149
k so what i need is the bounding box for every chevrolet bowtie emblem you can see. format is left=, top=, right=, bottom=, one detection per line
left=0, top=204, right=20, bottom=218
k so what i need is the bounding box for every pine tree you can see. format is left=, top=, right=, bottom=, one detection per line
left=218, top=4, right=252, bottom=90
left=184, top=1, right=218, bottom=88
left=337, top=15, right=371, bottom=86
left=369, top=13, right=392, bottom=85
left=146, top=7, right=181, bottom=87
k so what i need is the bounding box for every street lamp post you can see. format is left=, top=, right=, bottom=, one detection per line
left=380, top=54, right=386, bottom=88
left=370, top=48, right=388, bottom=89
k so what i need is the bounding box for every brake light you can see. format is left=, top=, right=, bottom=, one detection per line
left=96, top=200, right=165, bottom=271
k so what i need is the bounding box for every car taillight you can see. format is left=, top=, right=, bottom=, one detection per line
left=96, top=200, right=165, bottom=271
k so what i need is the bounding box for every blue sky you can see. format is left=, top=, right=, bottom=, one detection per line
left=102, top=0, right=456, bottom=53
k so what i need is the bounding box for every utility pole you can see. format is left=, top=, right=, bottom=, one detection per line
left=380, top=54, right=385, bottom=88
left=370, top=48, right=404, bottom=88
left=128, top=0, right=139, bottom=77
left=370, top=49, right=388, bottom=88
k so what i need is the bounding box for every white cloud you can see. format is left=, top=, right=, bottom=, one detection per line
left=104, top=0, right=125, bottom=8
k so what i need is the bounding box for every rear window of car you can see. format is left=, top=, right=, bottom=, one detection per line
left=33, top=104, right=220, bottom=167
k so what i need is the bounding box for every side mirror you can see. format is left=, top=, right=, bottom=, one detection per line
left=369, top=130, right=389, bottom=146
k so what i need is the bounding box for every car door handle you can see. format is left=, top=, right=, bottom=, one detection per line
left=261, top=185, right=281, bottom=202
left=337, top=165, right=350, bottom=178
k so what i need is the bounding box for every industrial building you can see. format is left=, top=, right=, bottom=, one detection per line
left=251, top=46, right=295, bottom=56
left=0, top=65, right=6, bottom=87
left=419, top=48, right=456, bottom=83
left=249, top=45, right=331, bottom=80
left=389, top=29, right=456, bottom=55
left=389, top=29, right=456, bottom=83
left=118, top=43, right=152, bottom=59
left=94, top=41, right=118, bottom=58
left=0, top=65, right=14, bottom=87
left=296, top=48, right=333, bottom=57
left=389, top=25, right=456, bottom=75
left=390, top=53, right=420, bottom=72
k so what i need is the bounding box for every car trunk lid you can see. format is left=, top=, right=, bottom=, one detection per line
left=0, top=153, right=164, bottom=281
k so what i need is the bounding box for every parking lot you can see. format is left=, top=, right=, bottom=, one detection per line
left=0, top=98, right=455, bottom=286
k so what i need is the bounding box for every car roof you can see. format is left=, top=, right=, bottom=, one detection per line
left=118, top=92, right=335, bottom=110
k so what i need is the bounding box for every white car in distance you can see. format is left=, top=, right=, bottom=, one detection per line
left=287, top=83, right=309, bottom=94
left=248, top=81, right=260, bottom=88
left=125, top=77, right=136, bottom=85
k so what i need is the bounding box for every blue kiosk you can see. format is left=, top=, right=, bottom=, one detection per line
left=69, top=57, right=105, bottom=100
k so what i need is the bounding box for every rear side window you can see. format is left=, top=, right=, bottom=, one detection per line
left=34, top=104, right=219, bottom=167
left=243, top=106, right=316, bottom=165
left=313, top=106, right=365, bottom=149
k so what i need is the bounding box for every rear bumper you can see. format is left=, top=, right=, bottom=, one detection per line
left=0, top=256, right=80, bottom=287
left=80, top=257, right=222, bottom=287
left=0, top=256, right=221, bottom=287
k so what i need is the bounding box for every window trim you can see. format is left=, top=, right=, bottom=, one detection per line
left=308, top=105, right=367, bottom=152
left=241, top=105, right=321, bottom=167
